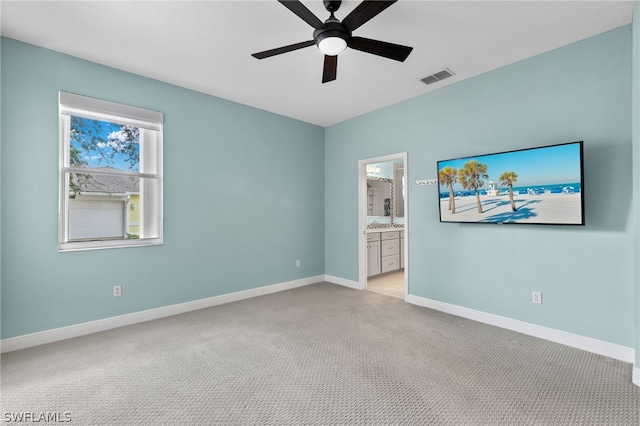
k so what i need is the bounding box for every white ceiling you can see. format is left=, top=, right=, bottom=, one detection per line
left=0, top=1, right=633, bottom=127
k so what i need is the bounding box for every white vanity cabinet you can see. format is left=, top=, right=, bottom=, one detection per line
left=380, top=231, right=400, bottom=274
left=367, top=230, right=403, bottom=276
left=366, top=233, right=381, bottom=277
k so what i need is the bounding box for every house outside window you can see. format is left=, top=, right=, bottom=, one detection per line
left=58, top=92, right=163, bottom=251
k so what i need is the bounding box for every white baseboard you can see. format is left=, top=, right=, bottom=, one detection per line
left=0, top=275, right=324, bottom=353
left=634, top=366, right=640, bottom=387
left=406, top=294, right=635, bottom=364
left=324, top=274, right=362, bottom=290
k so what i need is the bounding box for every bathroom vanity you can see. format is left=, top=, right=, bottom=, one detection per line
left=366, top=229, right=404, bottom=277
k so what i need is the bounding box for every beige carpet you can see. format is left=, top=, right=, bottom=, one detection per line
left=1, top=282, right=638, bottom=425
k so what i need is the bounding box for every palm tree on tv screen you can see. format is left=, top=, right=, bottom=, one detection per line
left=458, top=160, right=488, bottom=214
left=439, top=167, right=457, bottom=213
left=499, top=171, right=518, bottom=211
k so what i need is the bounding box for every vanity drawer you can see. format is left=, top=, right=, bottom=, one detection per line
left=381, top=239, right=399, bottom=256
left=381, top=255, right=399, bottom=274
left=381, top=231, right=399, bottom=241
left=367, top=233, right=380, bottom=242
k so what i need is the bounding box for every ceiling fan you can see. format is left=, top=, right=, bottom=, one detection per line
left=252, top=0, right=413, bottom=83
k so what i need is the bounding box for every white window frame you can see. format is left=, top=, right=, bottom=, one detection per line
left=58, top=91, right=163, bottom=251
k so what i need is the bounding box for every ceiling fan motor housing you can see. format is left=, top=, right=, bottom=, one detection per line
left=313, top=20, right=351, bottom=51
left=315, top=0, right=349, bottom=53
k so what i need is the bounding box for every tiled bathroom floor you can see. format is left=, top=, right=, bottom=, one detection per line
left=367, top=270, right=405, bottom=299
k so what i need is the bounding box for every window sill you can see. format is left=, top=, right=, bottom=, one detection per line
left=58, top=238, right=163, bottom=252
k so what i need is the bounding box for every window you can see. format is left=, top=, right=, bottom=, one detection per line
left=59, top=92, right=163, bottom=251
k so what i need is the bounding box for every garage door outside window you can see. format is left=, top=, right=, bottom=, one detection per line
left=68, top=199, right=125, bottom=240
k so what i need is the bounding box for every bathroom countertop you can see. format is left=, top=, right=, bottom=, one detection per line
left=366, top=226, right=404, bottom=233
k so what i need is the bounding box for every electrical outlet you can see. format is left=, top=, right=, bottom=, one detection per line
left=532, top=291, right=542, bottom=304
left=113, top=285, right=122, bottom=297
left=296, top=259, right=301, bottom=268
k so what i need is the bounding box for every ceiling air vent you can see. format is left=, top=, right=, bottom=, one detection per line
left=420, top=68, right=455, bottom=85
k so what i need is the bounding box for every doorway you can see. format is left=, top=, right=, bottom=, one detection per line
left=358, top=153, right=408, bottom=300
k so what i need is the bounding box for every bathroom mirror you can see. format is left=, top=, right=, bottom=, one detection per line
left=367, top=178, right=392, bottom=217
left=366, top=161, right=404, bottom=221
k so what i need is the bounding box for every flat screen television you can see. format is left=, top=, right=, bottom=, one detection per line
left=437, top=141, right=584, bottom=225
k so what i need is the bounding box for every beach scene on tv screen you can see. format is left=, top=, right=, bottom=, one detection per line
left=437, top=143, right=583, bottom=225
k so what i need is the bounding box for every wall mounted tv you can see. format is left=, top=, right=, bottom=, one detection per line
left=437, top=141, right=584, bottom=225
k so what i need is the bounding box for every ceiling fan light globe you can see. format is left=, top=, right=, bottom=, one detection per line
left=318, top=37, right=347, bottom=56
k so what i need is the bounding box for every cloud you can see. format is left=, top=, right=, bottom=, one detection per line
left=107, top=130, right=127, bottom=143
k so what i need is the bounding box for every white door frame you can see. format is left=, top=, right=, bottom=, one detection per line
left=358, top=152, right=408, bottom=299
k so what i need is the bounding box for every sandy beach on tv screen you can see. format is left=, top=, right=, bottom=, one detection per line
left=439, top=192, right=583, bottom=224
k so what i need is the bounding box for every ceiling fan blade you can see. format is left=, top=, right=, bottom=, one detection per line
left=278, top=0, right=325, bottom=30
left=342, top=0, right=397, bottom=32
left=347, top=36, right=413, bottom=62
left=322, top=55, right=338, bottom=83
left=252, top=40, right=316, bottom=59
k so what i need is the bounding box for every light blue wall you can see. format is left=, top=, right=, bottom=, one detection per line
left=0, top=38, right=325, bottom=339
left=326, top=25, right=635, bottom=347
